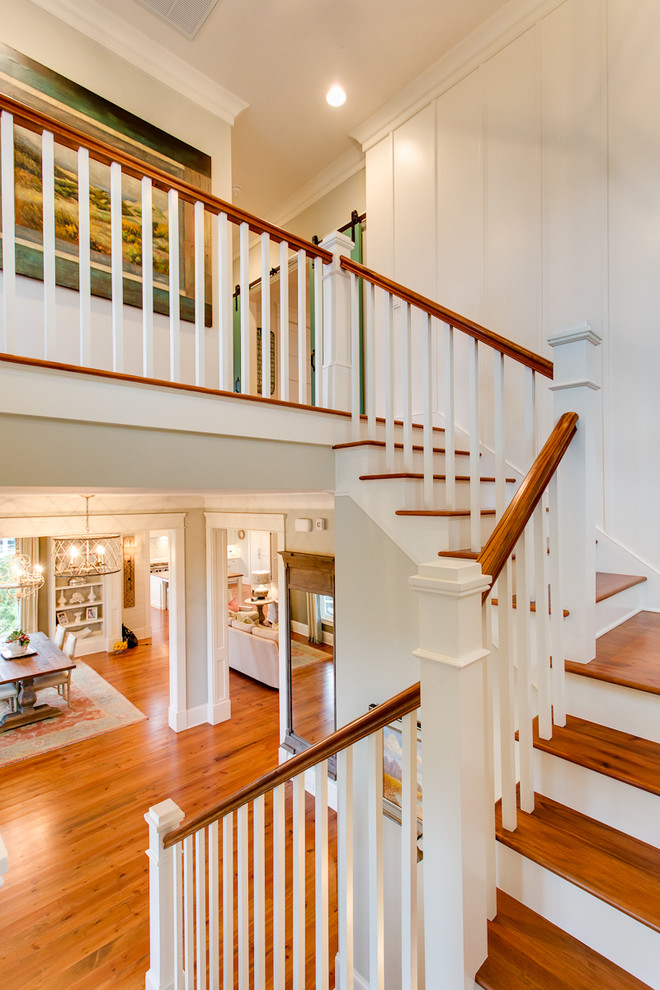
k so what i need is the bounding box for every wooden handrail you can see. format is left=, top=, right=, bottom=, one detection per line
left=340, top=256, right=553, bottom=378
left=0, top=94, right=332, bottom=264
left=163, top=681, right=421, bottom=849
left=477, top=411, right=579, bottom=596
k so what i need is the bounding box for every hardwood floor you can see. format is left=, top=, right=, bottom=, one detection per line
left=0, top=611, right=337, bottom=989
left=290, top=632, right=335, bottom=746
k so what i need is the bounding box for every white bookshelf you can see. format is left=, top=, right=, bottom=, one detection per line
left=53, top=575, right=105, bottom=656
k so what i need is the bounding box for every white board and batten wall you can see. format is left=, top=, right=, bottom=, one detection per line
left=360, top=0, right=660, bottom=582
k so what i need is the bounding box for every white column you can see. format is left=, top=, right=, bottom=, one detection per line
left=410, top=559, right=492, bottom=989
left=145, top=798, right=185, bottom=990
left=548, top=324, right=602, bottom=664
left=319, top=231, right=355, bottom=411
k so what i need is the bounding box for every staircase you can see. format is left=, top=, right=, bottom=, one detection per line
left=338, top=429, right=658, bottom=989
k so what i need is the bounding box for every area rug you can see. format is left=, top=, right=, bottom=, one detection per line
left=291, top=640, right=331, bottom=669
left=0, top=661, right=146, bottom=767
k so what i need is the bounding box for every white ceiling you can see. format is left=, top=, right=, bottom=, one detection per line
left=34, top=0, right=511, bottom=221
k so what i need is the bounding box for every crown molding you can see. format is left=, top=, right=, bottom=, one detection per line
left=271, top=144, right=365, bottom=230
left=352, top=0, right=565, bottom=150
left=30, top=0, right=248, bottom=125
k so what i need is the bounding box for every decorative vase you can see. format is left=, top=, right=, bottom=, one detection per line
left=74, top=611, right=82, bottom=623
left=87, top=587, right=97, bottom=603
left=57, top=591, right=67, bottom=607
left=5, top=641, right=26, bottom=657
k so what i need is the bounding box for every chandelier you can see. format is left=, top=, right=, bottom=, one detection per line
left=0, top=552, right=45, bottom=600
left=53, top=496, right=122, bottom=578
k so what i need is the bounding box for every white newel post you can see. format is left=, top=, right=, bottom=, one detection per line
left=548, top=324, right=602, bottom=664
left=319, top=231, right=355, bottom=412
left=410, top=559, right=492, bottom=990
left=145, top=799, right=185, bottom=990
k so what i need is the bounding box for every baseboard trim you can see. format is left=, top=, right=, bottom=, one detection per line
left=207, top=699, right=231, bottom=725
left=333, top=955, right=370, bottom=990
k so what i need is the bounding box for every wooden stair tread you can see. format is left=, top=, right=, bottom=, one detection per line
left=359, top=471, right=514, bottom=482
left=476, top=889, right=652, bottom=990
left=532, top=714, right=660, bottom=797
left=332, top=439, right=471, bottom=455
left=596, top=571, right=646, bottom=602
left=565, top=611, right=660, bottom=696
left=495, top=792, right=660, bottom=933
left=395, top=508, right=497, bottom=517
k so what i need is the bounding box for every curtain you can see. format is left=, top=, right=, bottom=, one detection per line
left=17, top=537, right=39, bottom=633
left=306, top=593, right=322, bottom=644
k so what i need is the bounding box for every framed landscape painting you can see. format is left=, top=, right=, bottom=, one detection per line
left=0, top=43, right=212, bottom=323
left=371, top=704, right=423, bottom=834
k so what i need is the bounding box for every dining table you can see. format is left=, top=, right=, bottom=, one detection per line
left=0, top=631, right=76, bottom=733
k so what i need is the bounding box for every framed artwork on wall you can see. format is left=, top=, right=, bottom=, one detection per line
left=0, top=42, right=213, bottom=324
left=370, top=704, right=423, bottom=835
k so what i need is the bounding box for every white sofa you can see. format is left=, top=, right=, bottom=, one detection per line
left=228, top=623, right=279, bottom=689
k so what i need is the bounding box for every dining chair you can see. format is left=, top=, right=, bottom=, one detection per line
left=0, top=682, right=19, bottom=713
left=54, top=623, right=66, bottom=649
left=34, top=632, right=77, bottom=707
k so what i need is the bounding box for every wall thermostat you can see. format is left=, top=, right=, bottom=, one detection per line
left=315, top=518, right=327, bottom=530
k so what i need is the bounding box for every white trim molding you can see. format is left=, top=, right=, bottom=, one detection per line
left=30, top=0, right=248, bottom=124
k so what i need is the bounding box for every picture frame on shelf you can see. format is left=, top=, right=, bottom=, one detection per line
left=86, top=606, right=98, bottom=621
left=56, top=611, right=68, bottom=625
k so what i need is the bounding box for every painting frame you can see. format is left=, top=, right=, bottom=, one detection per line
left=370, top=704, right=423, bottom=836
left=56, top=611, right=68, bottom=626
left=86, top=606, right=98, bottom=621
left=0, top=42, right=213, bottom=325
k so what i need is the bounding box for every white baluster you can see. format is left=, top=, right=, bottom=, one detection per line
left=195, top=830, right=206, bottom=990
left=141, top=176, right=154, bottom=377
left=525, top=367, right=537, bottom=464
left=469, top=337, right=480, bottom=552
left=402, top=301, right=413, bottom=473
left=194, top=201, right=205, bottom=387
left=517, top=528, right=535, bottom=813
left=494, top=352, right=505, bottom=519
left=293, top=772, right=306, bottom=990
left=315, top=760, right=329, bottom=990
left=110, top=162, right=123, bottom=373
left=443, top=325, right=456, bottom=510
left=168, top=189, right=180, bottom=382
left=498, top=560, right=517, bottom=831
left=222, top=814, right=234, bottom=990
left=0, top=111, right=16, bottom=353
left=218, top=212, right=232, bottom=391
left=41, top=130, right=56, bottom=360
left=261, top=232, right=271, bottom=399
left=297, top=249, right=306, bottom=405
left=350, top=272, right=360, bottom=439
left=535, top=500, right=552, bottom=739
left=368, top=732, right=384, bottom=990
left=173, top=841, right=184, bottom=990
left=279, top=241, right=289, bottom=401
left=337, top=746, right=354, bottom=990
left=365, top=281, right=376, bottom=437
left=237, top=805, right=249, bottom=990
left=401, top=712, right=418, bottom=990
left=314, top=257, right=323, bottom=407
left=423, top=314, right=433, bottom=510
left=253, top=794, right=265, bottom=990
left=184, top=835, right=194, bottom=990
left=208, top=822, right=219, bottom=990
left=384, top=292, right=395, bottom=471
left=273, top=784, right=286, bottom=990
left=77, top=148, right=91, bottom=366
left=548, top=473, right=566, bottom=726
left=239, top=222, right=250, bottom=393
left=482, top=600, right=498, bottom=920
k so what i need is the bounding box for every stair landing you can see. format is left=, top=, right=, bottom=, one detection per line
left=565, top=610, right=660, bottom=695
left=476, top=889, right=652, bottom=990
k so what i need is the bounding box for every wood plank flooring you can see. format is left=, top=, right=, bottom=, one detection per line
left=0, top=611, right=337, bottom=989
left=476, top=889, right=652, bottom=990
left=495, top=792, right=660, bottom=933
left=565, top=611, right=660, bottom=695
left=532, top=714, right=660, bottom=797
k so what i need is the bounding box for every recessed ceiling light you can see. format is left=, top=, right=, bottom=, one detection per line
left=326, top=85, right=346, bottom=108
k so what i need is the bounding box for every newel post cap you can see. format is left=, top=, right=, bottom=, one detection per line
left=320, top=229, right=355, bottom=265
left=409, top=558, right=490, bottom=597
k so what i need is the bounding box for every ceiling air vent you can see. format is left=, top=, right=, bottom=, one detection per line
left=134, top=0, right=221, bottom=40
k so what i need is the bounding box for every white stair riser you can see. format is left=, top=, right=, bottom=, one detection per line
left=596, top=585, right=644, bottom=638
left=565, top=672, right=660, bottom=744
left=359, top=477, right=504, bottom=513
left=534, top=750, right=660, bottom=849
left=496, top=843, right=660, bottom=989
